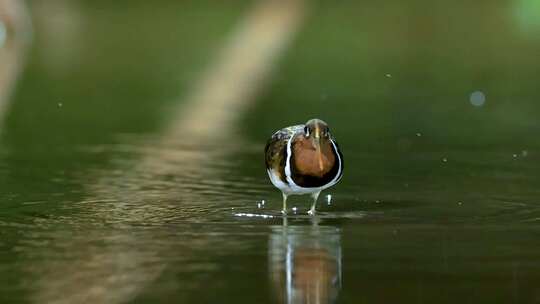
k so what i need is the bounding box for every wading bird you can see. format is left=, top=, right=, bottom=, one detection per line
left=265, top=118, right=343, bottom=215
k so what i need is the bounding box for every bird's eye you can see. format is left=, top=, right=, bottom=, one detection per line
left=304, top=126, right=310, bottom=136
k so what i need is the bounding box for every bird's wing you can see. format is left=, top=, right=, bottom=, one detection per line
left=264, top=124, right=303, bottom=170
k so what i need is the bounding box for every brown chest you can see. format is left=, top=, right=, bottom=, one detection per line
left=292, top=137, right=336, bottom=178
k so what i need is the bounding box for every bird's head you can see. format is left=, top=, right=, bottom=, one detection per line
left=304, top=118, right=331, bottom=141
left=303, top=118, right=331, bottom=171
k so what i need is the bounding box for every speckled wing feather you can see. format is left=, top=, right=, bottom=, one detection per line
left=264, top=125, right=303, bottom=183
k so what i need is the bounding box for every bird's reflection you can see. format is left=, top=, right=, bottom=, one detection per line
left=269, top=219, right=342, bottom=304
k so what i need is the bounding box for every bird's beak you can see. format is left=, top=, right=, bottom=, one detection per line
left=314, top=135, right=324, bottom=172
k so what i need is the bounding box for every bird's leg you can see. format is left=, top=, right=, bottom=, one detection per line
left=281, top=192, right=288, bottom=215
left=308, top=191, right=321, bottom=216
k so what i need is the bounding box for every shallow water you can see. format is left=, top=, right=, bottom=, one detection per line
left=1, top=138, right=540, bottom=303
left=2, top=1, right=540, bottom=303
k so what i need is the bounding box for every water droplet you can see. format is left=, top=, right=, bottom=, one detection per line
left=292, top=207, right=298, bottom=213
left=257, top=203, right=261, bottom=209
left=469, top=91, right=486, bottom=107
left=458, top=202, right=463, bottom=205
left=442, top=158, right=448, bottom=162
left=416, top=133, right=422, bottom=137
left=375, top=200, right=380, bottom=204
left=385, top=73, right=392, bottom=78
left=261, top=200, right=266, bottom=206
left=57, top=102, right=63, bottom=108
left=521, top=150, right=528, bottom=157
left=326, top=194, right=332, bottom=205
left=513, top=154, right=518, bottom=158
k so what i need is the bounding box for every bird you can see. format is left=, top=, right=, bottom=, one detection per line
left=265, top=118, right=344, bottom=215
